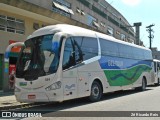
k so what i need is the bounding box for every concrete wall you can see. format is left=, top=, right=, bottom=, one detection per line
left=24, top=0, right=52, bottom=10
left=23, top=0, right=135, bottom=42
left=0, top=10, right=52, bottom=91
left=69, top=0, right=135, bottom=42
left=0, top=10, right=50, bottom=54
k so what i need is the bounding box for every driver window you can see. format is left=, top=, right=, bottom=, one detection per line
left=63, top=38, right=75, bottom=70
left=72, top=38, right=83, bottom=64
left=62, top=37, right=83, bottom=70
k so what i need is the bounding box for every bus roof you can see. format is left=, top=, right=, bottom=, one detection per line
left=28, top=24, right=150, bottom=51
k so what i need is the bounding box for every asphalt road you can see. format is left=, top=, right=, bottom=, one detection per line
left=9, top=86, right=160, bottom=120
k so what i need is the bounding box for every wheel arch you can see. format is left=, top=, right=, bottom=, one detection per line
left=92, top=78, right=104, bottom=93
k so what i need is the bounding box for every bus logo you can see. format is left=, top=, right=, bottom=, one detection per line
left=65, top=84, right=75, bottom=90
left=19, top=82, right=27, bottom=86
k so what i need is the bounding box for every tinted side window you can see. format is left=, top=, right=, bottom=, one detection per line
left=73, top=38, right=83, bottom=64
left=144, top=50, right=152, bottom=59
left=74, top=37, right=98, bottom=61
left=132, top=47, right=144, bottom=59
left=118, top=44, right=133, bottom=58
left=62, top=37, right=83, bottom=70
left=100, top=38, right=119, bottom=56
left=158, top=63, right=160, bottom=71
left=154, top=62, right=157, bottom=72
left=62, top=38, right=75, bottom=70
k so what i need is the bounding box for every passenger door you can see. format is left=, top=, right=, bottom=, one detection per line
left=154, top=62, right=158, bottom=81
left=62, top=37, right=83, bottom=100
left=63, top=68, right=77, bottom=101
left=157, top=63, right=160, bottom=80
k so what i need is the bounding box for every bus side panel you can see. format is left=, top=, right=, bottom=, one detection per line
left=62, top=67, right=78, bottom=101
left=77, top=61, right=108, bottom=97
left=77, top=60, right=124, bottom=97
left=158, top=69, right=160, bottom=82
left=98, top=56, right=152, bottom=89
left=154, top=61, right=160, bottom=84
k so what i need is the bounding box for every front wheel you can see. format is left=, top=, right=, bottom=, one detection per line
left=89, top=81, right=102, bottom=102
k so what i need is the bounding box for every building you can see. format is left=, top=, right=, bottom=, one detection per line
left=0, top=0, right=136, bottom=92
left=152, top=48, right=160, bottom=60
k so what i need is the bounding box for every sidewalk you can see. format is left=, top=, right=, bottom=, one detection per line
left=0, top=92, right=30, bottom=110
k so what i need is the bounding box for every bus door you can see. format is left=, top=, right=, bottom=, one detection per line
left=156, top=62, right=160, bottom=82
left=62, top=68, right=77, bottom=100
left=62, top=38, right=78, bottom=100
left=62, top=37, right=84, bottom=100
left=157, top=62, right=160, bottom=79
left=154, top=61, right=158, bottom=81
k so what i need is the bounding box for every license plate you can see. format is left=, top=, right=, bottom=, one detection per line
left=28, top=95, right=36, bottom=99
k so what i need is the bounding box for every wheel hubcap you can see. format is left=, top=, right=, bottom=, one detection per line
left=92, top=86, right=99, bottom=98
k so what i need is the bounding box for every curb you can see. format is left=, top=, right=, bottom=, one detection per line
left=0, top=103, right=34, bottom=111
left=0, top=102, right=49, bottom=111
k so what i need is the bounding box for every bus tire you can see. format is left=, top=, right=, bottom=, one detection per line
left=155, top=79, right=160, bottom=86
left=89, top=81, right=102, bottom=102
left=141, top=77, right=146, bottom=91
left=135, top=77, right=146, bottom=91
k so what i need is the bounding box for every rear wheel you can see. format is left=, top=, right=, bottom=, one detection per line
left=89, top=81, right=102, bottom=102
left=141, top=77, right=146, bottom=91
left=155, top=79, right=160, bottom=86
left=158, top=79, right=160, bottom=86
left=135, top=77, right=146, bottom=91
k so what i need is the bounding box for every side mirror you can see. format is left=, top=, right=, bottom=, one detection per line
left=5, top=42, right=24, bottom=59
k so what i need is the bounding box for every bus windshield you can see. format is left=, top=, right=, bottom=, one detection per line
left=16, top=34, right=61, bottom=80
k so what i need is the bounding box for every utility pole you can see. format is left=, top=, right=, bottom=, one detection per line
left=146, top=24, right=155, bottom=49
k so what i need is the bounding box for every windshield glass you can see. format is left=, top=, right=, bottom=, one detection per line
left=16, top=34, right=61, bottom=80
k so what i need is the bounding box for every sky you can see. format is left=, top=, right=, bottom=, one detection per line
left=106, top=0, right=160, bottom=50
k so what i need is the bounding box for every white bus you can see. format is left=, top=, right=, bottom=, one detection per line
left=153, top=59, right=160, bottom=85
left=14, top=24, right=155, bottom=103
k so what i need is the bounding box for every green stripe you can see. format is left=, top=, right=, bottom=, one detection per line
left=104, top=65, right=151, bottom=86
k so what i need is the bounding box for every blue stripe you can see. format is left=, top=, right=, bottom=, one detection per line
left=99, top=56, right=152, bottom=70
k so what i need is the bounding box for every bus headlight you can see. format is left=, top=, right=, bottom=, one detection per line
left=15, top=86, right=21, bottom=92
left=45, top=81, right=61, bottom=91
